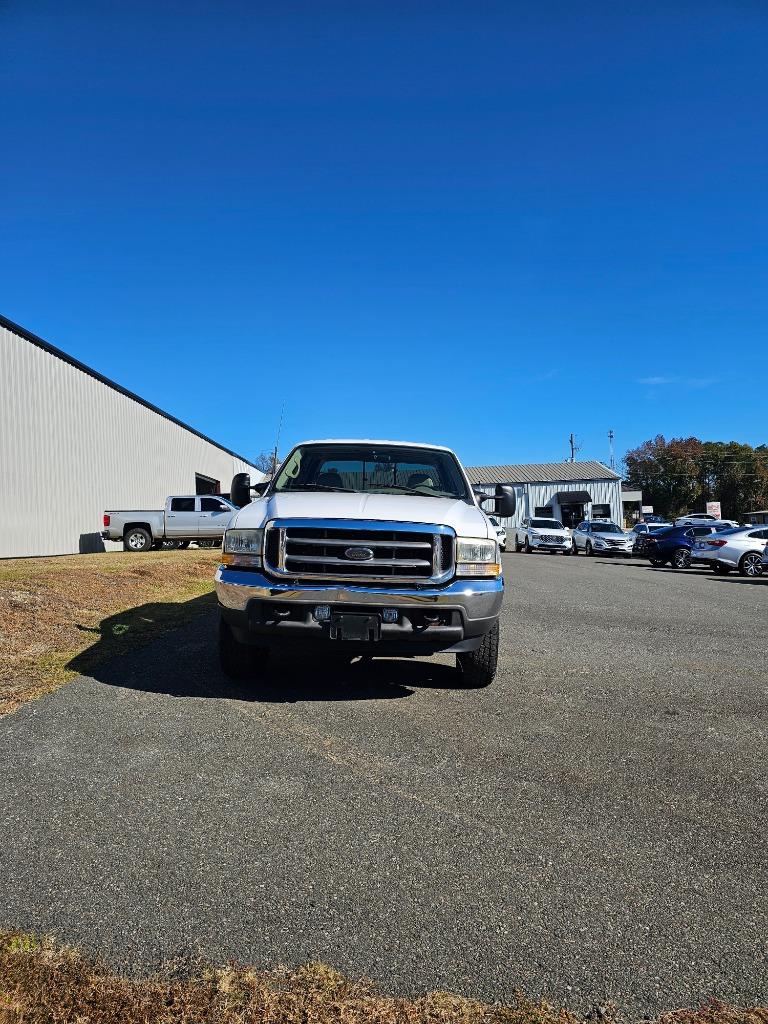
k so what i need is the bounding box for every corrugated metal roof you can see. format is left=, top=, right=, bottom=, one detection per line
left=466, top=460, right=621, bottom=484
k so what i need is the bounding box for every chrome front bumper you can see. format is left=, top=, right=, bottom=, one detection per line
left=215, top=566, right=503, bottom=620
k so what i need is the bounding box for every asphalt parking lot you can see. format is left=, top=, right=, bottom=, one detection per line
left=0, top=552, right=765, bottom=1014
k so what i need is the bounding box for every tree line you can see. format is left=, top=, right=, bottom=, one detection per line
left=623, top=436, right=768, bottom=519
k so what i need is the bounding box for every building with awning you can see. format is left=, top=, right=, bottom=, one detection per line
left=465, top=460, right=623, bottom=529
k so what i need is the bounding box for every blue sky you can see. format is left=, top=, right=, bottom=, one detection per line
left=2, top=1, right=766, bottom=470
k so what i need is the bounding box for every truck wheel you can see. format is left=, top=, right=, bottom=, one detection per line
left=124, top=527, right=152, bottom=552
left=456, top=620, right=499, bottom=688
left=218, top=618, right=268, bottom=680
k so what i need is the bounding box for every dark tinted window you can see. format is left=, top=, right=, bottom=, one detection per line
left=170, top=497, right=195, bottom=512
left=273, top=444, right=469, bottom=500
left=692, top=526, right=714, bottom=537
left=200, top=497, right=229, bottom=512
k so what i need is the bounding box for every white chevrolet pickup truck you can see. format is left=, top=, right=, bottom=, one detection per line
left=215, top=439, right=515, bottom=686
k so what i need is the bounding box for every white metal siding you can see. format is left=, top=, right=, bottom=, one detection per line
left=478, top=479, right=623, bottom=529
left=0, top=324, right=262, bottom=558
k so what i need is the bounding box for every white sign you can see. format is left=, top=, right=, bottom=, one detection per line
left=641, top=505, right=654, bottom=514
left=706, top=501, right=722, bottom=518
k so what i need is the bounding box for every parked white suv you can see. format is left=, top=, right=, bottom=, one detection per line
left=488, top=516, right=507, bottom=552
left=572, top=520, right=633, bottom=557
left=513, top=517, right=573, bottom=554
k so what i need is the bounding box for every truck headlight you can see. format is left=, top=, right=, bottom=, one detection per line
left=456, top=537, right=500, bottom=577
left=221, top=528, right=264, bottom=567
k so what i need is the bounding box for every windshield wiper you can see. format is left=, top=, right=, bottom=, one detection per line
left=368, top=486, right=452, bottom=498
left=288, top=484, right=355, bottom=492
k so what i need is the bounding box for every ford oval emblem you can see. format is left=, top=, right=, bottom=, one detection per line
left=345, top=546, right=374, bottom=561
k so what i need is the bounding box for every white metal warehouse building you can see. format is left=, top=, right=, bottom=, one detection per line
left=466, top=460, right=623, bottom=530
left=0, top=314, right=262, bottom=559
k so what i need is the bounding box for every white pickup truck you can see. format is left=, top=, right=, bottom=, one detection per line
left=102, top=495, right=237, bottom=551
left=215, top=439, right=516, bottom=686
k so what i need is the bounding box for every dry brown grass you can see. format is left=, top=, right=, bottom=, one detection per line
left=0, top=933, right=766, bottom=1024
left=0, top=550, right=220, bottom=715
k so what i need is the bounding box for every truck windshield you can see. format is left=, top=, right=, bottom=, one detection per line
left=272, top=444, right=470, bottom=500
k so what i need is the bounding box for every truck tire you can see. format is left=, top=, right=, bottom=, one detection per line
left=456, top=620, right=499, bottom=688
left=124, top=527, right=153, bottom=552
left=218, top=618, right=268, bottom=680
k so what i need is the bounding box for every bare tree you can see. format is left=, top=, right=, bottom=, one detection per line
left=252, top=451, right=276, bottom=475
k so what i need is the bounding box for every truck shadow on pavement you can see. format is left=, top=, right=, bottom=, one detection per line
left=67, top=599, right=467, bottom=704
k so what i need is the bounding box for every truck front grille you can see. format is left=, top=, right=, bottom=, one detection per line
left=264, top=520, right=454, bottom=584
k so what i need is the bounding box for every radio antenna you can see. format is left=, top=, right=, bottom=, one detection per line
left=271, top=402, right=285, bottom=477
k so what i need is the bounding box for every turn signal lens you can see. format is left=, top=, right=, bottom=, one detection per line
left=455, top=537, right=500, bottom=577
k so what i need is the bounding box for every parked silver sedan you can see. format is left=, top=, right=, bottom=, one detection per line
left=695, top=525, right=768, bottom=576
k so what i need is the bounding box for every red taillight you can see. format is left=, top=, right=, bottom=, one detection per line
left=706, top=539, right=727, bottom=547
left=103, top=514, right=110, bottom=527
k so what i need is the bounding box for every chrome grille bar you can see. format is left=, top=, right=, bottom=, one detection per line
left=264, top=518, right=455, bottom=585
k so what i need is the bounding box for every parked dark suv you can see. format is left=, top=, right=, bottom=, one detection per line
left=645, top=524, right=723, bottom=568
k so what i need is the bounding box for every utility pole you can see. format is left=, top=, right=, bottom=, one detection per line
left=608, top=429, right=615, bottom=471
left=569, top=433, right=581, bottom=463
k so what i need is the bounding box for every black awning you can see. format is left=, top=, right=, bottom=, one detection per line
left=552, top=490, right=592, bottom=503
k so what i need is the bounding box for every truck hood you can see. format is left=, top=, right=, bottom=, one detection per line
left=232, top=491, right=493, bottom=539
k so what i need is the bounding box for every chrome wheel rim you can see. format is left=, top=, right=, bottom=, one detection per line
left=674, top=550, right=689, bottom=568
left=743, top=553, right=762, bottom=576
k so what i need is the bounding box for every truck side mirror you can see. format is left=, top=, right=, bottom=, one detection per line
left=230, top=473, right=252, bottom=508
left=494, top=484, right=516, bottom=518
left=473, top=485, right=516, bottom=519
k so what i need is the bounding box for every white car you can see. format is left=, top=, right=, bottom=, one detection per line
left=674, top=513, right=738, bottom=528
left=695, top=525, right=768, bottom=577
left=488, top=516, right=507, bottom=552
left=514, top=517, right=573, bottom=554
left=572, top=520, right=634, bottom=557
